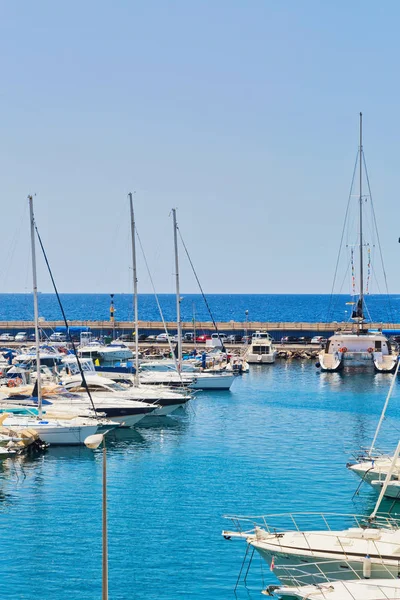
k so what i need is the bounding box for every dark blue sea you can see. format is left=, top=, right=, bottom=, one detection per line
left=1, top=364, right=399, bottom=599
left=0, top=293, right=399, bottom=323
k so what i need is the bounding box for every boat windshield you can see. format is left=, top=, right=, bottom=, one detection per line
left=105, top=382, right=126, bottom=391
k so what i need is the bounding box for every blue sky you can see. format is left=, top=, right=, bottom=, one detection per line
left=0, top=1, right=399, bottom=294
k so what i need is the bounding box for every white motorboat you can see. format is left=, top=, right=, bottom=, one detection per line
left=78, top=340, right=133, bottom=362
left=2, top=413, right=99, bottom=446
left=223, top=443, right=400, bottom=585
left=139, top=369, right=235, bottom=390
left=318, top=115, right=398, bottom=373
left=245, top=331, right=277, bottom=364
left=139, top=359, right=196, bottom=372
left=13, top=345, right=66, bottom=369
left=348, top=455, right=400, bottom=486
left=223, top=512, right=400, bottom=585
left=62, top=373, right=191, bottom=416
left=0, top=388, right=158, bottom=428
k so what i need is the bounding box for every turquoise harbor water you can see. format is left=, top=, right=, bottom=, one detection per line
left=1, top=362, right=400, bottom=599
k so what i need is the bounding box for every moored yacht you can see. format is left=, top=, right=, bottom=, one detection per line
left=62, top=373, right=191, bottom=416
left=319, top=327, right=397, bottom=372
left=222, top=511, right=400, bottom=585
left=223, top=443, right=400, bottom=585
left=139, top=369, right=235, bottom=390
left=246, top=331, right=277, bottom=364
left=317, top=114, right=398, bottom=373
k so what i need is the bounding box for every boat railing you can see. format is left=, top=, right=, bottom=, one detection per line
left=271, top=559, right=364, bottom=586
left=347, top=447, right=395, bottom=465
left=223, top=511, right=400, bottom=535
left=266, top=560, right=400, bottom=594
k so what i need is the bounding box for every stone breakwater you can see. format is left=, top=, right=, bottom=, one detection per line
left=276, top=347, right=320, bottom=360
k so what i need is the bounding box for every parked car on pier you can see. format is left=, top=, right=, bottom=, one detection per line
left=49, top=332, right=67, bottom=342
left=146, top=335, right=157, bottom=342
left=227, top=334, right=242, bottom=343
left=117, top=333, right=147, bottom=342
left=15, top=332, right=28, bottom=342
left=169, top=334, right=182, bottom=343
left=183, top=332, right=195, bottom=342
left=28, top=332, right=45, bottom=341
left=0, top=333, right=15, bottom=342
left=211, top=333, right=228, bottom=343
left=311, top=336, right=327, bottom=346
left=196, top=334, right=211, bottom=343
left=298, top=336, right=312, bottom=344
left=281, top=336, right=300, bottom=344
left=156, top=333, right=171, bottom=343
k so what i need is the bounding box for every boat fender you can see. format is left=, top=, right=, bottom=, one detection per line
left=368, top=347, right=374, bottom=353
left=315, top=361, right=320, bottom=368
left=363, top=554, right=371, bottom=578
left=341, top=347, right=348, bottom=353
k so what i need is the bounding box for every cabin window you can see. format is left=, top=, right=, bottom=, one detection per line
left=375, top=340, right=382, bottom=351
left=252, top=346, right=269, bottom=355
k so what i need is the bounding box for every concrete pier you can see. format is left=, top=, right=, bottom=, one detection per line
left=0, top=320, right=396, bottom=337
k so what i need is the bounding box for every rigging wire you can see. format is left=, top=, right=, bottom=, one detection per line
left=135, top=228, right=182, bottom=382
left=177, top=227, right=226, bottom=350
left=363, top=152, right=395, bottom=325
left=327, top=151, right=359, bottom=322
left=34, top=225, right=98, bottom=416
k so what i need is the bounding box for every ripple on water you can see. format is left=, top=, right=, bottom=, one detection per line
left=0, top=362, right=399, bottom=598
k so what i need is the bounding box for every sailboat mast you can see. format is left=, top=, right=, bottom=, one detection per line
left=359, top=112, right=364, bottom=323
left=28, top=195, right=42, bottom=418
left=172, top=208, right=182, bottom=371
left=129, top=192, right=139, bottom=387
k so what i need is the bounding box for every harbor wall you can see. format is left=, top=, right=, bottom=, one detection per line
left=0, top=320, right=397, bottom=340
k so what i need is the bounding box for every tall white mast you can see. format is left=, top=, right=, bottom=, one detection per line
left=129, top=192, right=139, bottom=387
left=28, top=195, right=42, bottom=418
left=172, top=208, right=182, bottom=372
left=359, top=112, right=364, bottom=325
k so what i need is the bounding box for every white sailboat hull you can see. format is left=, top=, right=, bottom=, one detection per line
left=189, top=373, right=235, bottom=390
left=2, top=416, right=99, bottom=446
left=34, top=424, right=99, bottom=445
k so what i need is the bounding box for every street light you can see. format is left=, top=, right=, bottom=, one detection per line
left=85, top=433, right=108, bottom=600
left=245, top=310, right=249, bottom=343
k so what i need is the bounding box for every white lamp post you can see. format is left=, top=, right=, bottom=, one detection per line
left=245, top=310, right=249, bottom=343
left=85, top=433, right=108, bottom=600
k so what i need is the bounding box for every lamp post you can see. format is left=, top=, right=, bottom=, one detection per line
left=110, top=294, right=115, bottom=340
left=85, top=433, right=108, bottom=600
left=245, top=310, right=249, bottom=343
